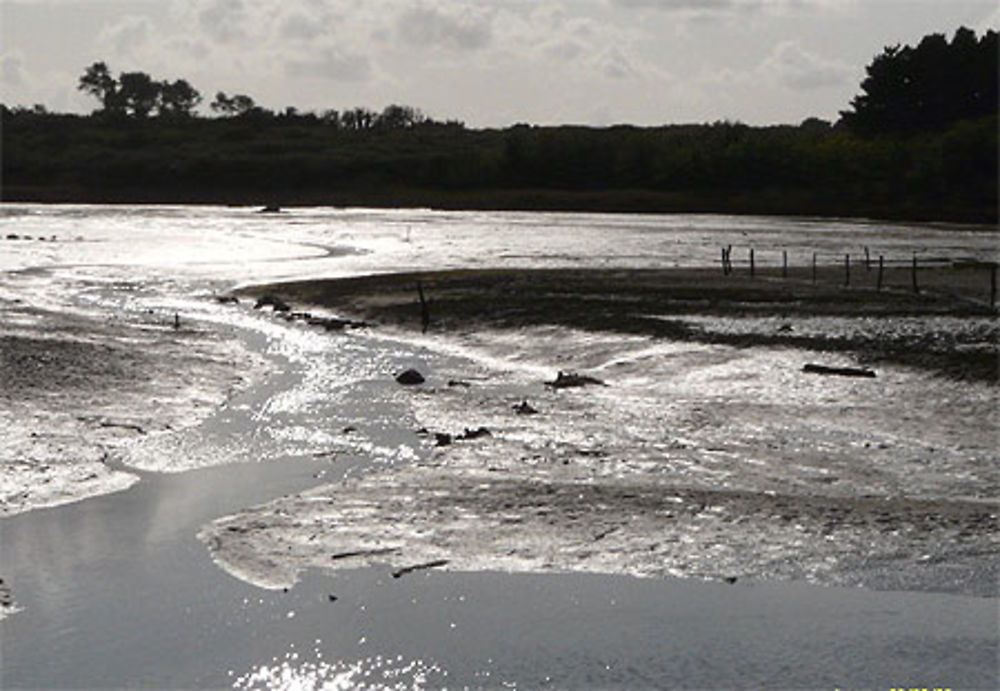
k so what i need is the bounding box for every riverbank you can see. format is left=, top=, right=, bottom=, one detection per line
left=7, top=184, right=998, bottom=225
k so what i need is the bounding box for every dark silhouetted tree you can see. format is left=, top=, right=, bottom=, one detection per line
left=117, top=72, right=160, bottom=118
left=378, top=104, right=426, bottom=130
left=78, top=61, right=121, bottom=113
left=841, top=27, right=998, bottom=135
left=157, top=79, right=201, bottom=117
left=210, top=92, right=257, bottom=117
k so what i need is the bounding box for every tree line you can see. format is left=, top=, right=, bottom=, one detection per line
left=2, top=27, right=996, bottom=223
left=74, top=61, right=459, bottom=131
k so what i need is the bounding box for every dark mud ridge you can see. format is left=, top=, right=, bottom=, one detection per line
left=238, top=268, right=999, bottom=383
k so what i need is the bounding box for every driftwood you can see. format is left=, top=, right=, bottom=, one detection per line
left=802, top=363, right=876, bottom=378
left=391, top=559, right=449, bottom=579
left=330, top=547, right=400, bottom=561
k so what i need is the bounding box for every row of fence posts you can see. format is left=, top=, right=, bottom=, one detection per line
left=721, top=245, right=997, bottom=308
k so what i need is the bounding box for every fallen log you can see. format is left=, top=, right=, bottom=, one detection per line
left=802, top=363, right=876, bottom=378
left=391, top=559, right=449, bottom=579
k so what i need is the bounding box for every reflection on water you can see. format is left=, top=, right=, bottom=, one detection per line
left=235, top=651, right=447, bottom=691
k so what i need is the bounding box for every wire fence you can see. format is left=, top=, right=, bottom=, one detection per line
left=718, top=244, right=998, bottom=309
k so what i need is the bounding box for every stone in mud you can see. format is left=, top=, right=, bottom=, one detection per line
left=254, top=295, right=291, bottom=312
left=434, top=432, right=453, bottom=447
left=546, top=371, right=606, bottom=389
left=395, top=368, right=426, bottom=385
left=513, top=400, right=538, bottom=415
left=457, top=426, right=491, bottom=441
left=215, top=295, right=240, bottom=305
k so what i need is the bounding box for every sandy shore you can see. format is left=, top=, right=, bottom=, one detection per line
left=198, top=268, right=999, bottom=596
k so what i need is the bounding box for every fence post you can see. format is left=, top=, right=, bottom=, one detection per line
left=844, top=253, right=851, bottom=287
left=911, top=253, right=919, bottom=294
left=812, top=253, right=817, bottom=284
left=864, top=246, right=871, bottom=271
left=991, top=263, right=997, bottom=308
left=721, top=247, right=728, bottom=276
left=750, top=248, right=755, bottom=279
left=782, top=250, right=788, bottom=279
left=877, top=255, right=884, bottom=292
left=417, top=281, right=430, bottom=333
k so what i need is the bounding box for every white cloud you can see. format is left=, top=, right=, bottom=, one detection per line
left=396, top=4, right=493, bottom=51
left=279, top=12, right=325, bottom=41
left=1, top=52, right=27, bottom=89
left=98, top=16, right=154, bottom=58
left=284, top=48, right=372, bottom=81
left=760, top=40, right=854, bottom=90
left=197, top=0, right=250, bottom=43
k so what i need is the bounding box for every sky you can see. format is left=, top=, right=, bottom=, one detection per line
left=1, top=0, right=997, bottom=127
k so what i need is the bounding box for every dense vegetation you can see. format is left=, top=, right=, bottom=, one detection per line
left=2, top=28, right=996, bottom=223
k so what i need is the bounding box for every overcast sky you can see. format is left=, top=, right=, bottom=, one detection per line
left=2, top=0, right=997, bottom=127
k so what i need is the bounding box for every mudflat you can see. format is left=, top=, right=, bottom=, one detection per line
left=200, top=266, right=999, bottom=597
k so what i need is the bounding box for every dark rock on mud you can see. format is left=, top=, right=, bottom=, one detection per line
left=546, top=371, right=607, bottom=389
left=513, top=400, right=538, bottom=415
left=254, top=295, right=291, bottom=312
left=457, top=426, right=492, bottom=441
left=395, top=368, right=426, bottom=385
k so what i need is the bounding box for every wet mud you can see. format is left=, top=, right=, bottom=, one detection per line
left=0, top=299, right=260, bottom=516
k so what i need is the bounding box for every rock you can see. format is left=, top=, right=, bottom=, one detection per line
left=546, top=371, right=606, bottom=389
left=395, top=368, right=426, bottom=385
left=258, top=205, right=282, bottom=213
left=457, top=426, right=491, bottom=441
left=447, top=379, right=471, bottom=388
left=254, top=294, right=291, bottom=312
left=513, top=400, right=538, bottom=415
left=215, top=295, right=240, bottom=305
left=434, top=432, right=453, bottom=447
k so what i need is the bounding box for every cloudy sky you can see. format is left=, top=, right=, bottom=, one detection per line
left=2, top=0, right=997, bottom=127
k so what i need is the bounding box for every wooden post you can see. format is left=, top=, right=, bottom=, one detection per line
left=844, top=253, right=850, bottom=287
left=864, top=246, right=871, bottom=271
left=721, top=247, right=728, bottom=276
left=991, top=263, right=997, bottom=308
left=417, top=282, right=430, bottom=333
left=750, top=248, right=755, bottom=279
left=812, top=253, right=817, bottom=284
left=911, top=253, right=919, bottom=294
left=877, top=255, right=884, bottom=292
left=782, top=250, right=788, bottom=279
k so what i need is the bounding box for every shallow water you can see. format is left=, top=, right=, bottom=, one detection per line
left=4, top=468, right=997, bottom=689
left=1, top=204, right=997, bottom=688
